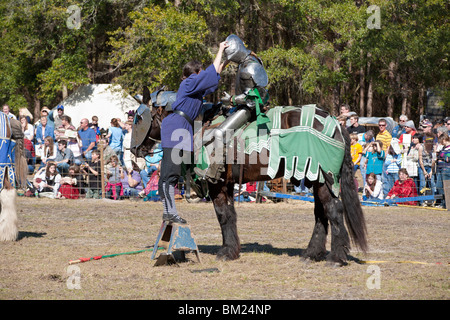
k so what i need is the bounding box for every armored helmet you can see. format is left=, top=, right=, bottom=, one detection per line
left=224, top=34, right=251, bottom=64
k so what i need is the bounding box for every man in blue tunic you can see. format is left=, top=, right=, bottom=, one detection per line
left=159, top=41, right=228, bottom=224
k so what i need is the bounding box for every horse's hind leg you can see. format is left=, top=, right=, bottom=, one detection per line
left=303, top=183, right=328, bottom=262
left=210, top=182, right=240, bottom=260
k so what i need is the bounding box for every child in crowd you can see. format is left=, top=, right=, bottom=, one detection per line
left=383, top=144, right=402, bottom=197
left=364, top=140, right=385, bottom=182
left=350, top=133, right=363, bottom=173
left=362, top=172, right=383, bottom=201
left=105, top=155, right=123, bottom=200
left=121, top=161, right=144, bottom=198
left=33, top=162, right=61, bottom=198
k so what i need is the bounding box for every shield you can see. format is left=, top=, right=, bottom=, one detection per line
left=130, top=103, right=153, bottom=156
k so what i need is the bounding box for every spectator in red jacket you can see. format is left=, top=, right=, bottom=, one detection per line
left=385, top=168, right=418, bottom=206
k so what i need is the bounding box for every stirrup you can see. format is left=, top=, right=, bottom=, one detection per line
left=193, top=167, right=208, bottom=180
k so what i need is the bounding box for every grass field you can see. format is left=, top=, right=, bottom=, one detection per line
left=0, top=197, right=448, bottom=301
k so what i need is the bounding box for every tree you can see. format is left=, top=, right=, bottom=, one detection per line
left=108, top=4, right=211, bottom=93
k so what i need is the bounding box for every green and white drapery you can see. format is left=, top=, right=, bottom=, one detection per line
left=267, top=105, right=345, bottom=196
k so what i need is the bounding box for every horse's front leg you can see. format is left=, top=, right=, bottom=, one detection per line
left=209, top=182, right=240, bottom=260
left=303, top=183, right=328, bottom=262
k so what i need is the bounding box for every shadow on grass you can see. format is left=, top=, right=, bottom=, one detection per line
left=18, top=231, right=47, bottom=240
left=198, top=242, right=361, bottom=263
left=199, top=242, right=304, bottom=257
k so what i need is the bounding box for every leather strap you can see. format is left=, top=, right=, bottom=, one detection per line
left=173, top=110, right=194, bottom=127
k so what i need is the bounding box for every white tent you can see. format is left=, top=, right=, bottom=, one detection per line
left=55, top=84, right=139, bottom=130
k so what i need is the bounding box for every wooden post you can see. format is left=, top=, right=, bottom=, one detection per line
left=443, top=180, right=450, bottom=210
left=99, top=140, right=106, bottom=199
left=255, top=181, right=264, bottom=203
left=282, top=178, right=287, bottom=202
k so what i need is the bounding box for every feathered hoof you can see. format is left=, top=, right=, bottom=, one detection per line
left=216, top=246, right=240, bottom=261
left=326, top=256, right=348, bottom=267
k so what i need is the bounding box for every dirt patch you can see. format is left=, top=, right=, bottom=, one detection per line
left=0, top=197, right=448, bottom=300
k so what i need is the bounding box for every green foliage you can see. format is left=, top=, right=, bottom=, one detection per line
left=0, top=0, right=447, bottom=118
left=108, top=5, right=211, bottom=93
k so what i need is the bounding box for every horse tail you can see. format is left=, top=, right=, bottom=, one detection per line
left=340, top=128, right=368, bottom=253
left=14, top=138, right=28, bottom=190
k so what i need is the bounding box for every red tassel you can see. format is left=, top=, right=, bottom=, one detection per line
left=93, top=256, right=103, bottom=260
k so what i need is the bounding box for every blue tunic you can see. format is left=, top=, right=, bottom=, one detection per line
left=0, top=112, right=15, bottom=190
left=161, top=64, right=220, bottom=152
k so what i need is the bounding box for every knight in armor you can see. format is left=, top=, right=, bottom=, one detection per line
left=194, top=34, right=269, bottom=183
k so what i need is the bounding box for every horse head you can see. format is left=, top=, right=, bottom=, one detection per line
left=130, top=86, right=172, bottom=158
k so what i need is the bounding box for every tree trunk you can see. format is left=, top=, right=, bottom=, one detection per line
left=366, top=57, right=373, bottom=117
left=333, top=57, right=340, bottom=114
left=367, top=78, right=373, bottom=117
left=62, top=84, right=68, bottom=99
left=387, top=61, right=396, bottom=117
left=418, top=86, right=425, bottom=116
left=359, top=63, right=365, bottom=116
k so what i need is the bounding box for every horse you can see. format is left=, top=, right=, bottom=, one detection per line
left=0, top=112, right=26, bottom=241
left=132, top=88, right=368, bottom=266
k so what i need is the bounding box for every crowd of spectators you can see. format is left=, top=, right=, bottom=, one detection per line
left=341, top=104, right=450, bottom=208
left=3, top=102, right=449, bottom=208
left=3, top=103, right=163, bottom=201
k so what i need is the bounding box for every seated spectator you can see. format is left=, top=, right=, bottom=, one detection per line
left=142, top=170, right=160, bottom=202
left=19, top=115, right=34, bottom=142
left=23, top=138, right=36, bottom=174
left=35, top=116, right=55, bottom=158
left=33, top=162, right=61, bottom=198
left=81, top=149, right=102, bottom=199
left=39, top=136, right=58, bottom=169
left=141, top=143, right=163, bottom=188
left=385, top=168, right=418, bottom=206
left=362, top=173, right=383, bottom=201
left=78, top=118, right=97, bottom=161
left=54, top=139, right=74, bottom=174
left=105, top=155, right=123, bottom=200
left=55, top=115, right=82, bottom=165
left=121, top=161, right=144, bottom=198
left=234, top=182, right=257, bottom=202
left=57, top=165, right=81, bottom=199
